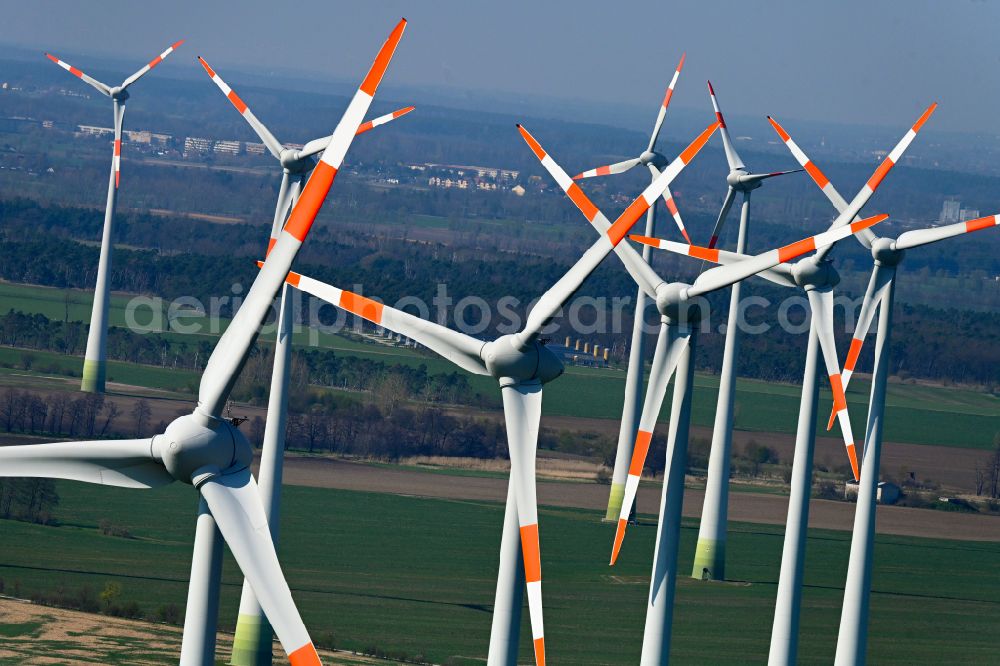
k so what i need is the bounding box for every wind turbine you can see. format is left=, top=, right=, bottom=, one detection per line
left=282, top=120, right=720, bottom=666
left=655, top=105, right=935, bottom=664
left=3, top=19, right=408, bottom=666
left=45, top=41, right=184, bottom=393
left=768, top=113, right=1000, bottom=665
left=196, top=56, right=413, bottom=666
left=523, top=121, right=886, bottom=664
left=569, top=54, right=693, bottom=523
left=692, top=81, right=801, bottom=581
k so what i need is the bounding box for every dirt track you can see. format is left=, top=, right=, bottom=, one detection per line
left=271, top=456, right=1000, bottom=543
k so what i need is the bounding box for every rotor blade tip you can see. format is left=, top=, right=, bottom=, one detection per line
left=610, top=518, right=627, bottom=566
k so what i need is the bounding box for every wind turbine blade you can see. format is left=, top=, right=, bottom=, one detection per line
left=499, top=381, right=546, bottom=666
left=893, top=214, right=1000, bottom=251
left=120, top=40, right=184, bottom=89
left=647, top=163, right=691, bottom=243
left=769, top=104, right=937, bottom=257
left=686, top=214, right=888, bottom=298
left=197, top=56, right=284, bottom=160
left=285, top=268, right=490, bottom=376
left=630, top=236, right=797, bottom=288
left=735, top=168, right=804, bottom=186
left=768, top=115, right=849, bottom=212
left=572, top=157, right=642, bottom=180
left=706, top=186, right=737, bottom=249
left=0, top=438, right=170, bottom=489
left=516, top=121, right=720, bottom=342
left=112, top=104, right=125, bottom=189
left=199, top=468, right=322, bottom=665
left=707, top=81, right=744, bottom=170
left=647, top=53, right=685, bottom=151
left=610, top=324, right=691, bottom=564
left=45, top=52, right=112, bottom=96
left=299, top=106, right=416, bottom=158
left=826, top=265, right=892, bottom=431
left=196, top=18, right=407, bottom=419
left=516, top=124, right=663, bottom=298
left=808, top=289, right=860, bottom=481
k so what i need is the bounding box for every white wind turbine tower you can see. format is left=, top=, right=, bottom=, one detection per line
left=691, top=81, right=801, bottom=581
left=654, top=106, right=935, bottom=664
left=769, top=113, right=1000, bottom=665
left=45, top=42, right=184, bottom=393
left=0, top=19, right=407, bottom=666
left=569, top=55, right=693, bottom=522
left=526, top=121, right=886, bottom=664
left=284, top=120, right=720, bottom=666
left=196, top=56, right=413, bottom=666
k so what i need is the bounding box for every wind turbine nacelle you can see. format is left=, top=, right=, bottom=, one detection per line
left=792, top=256, right=840, bottom=290
left=729, top=171, right=763, bottom=191
left=153, top=414, right=252, bottom=485
left=657, top=282, right=706, bottom=324
left=482, top=335, right=564, bottom=385
left=871, top=236, right=904, bottom=266
left=280, top=148, right=315, bottom=173
left=110, top=86, right=129, bottom=101
left=640, top=150, right=668, bottom=169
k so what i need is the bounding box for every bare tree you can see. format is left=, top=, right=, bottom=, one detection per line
left=99, top=401, right=121, bottom=437
left=131, top=399, right=151, bottom=438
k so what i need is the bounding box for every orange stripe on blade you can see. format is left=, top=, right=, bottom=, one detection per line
left=628, top=430, right=653, bottom=476
left=844, top=338, right=863, bottom=372
left=911, top=103, right=937, bottom=133
left=610, top=518, right=627, bottom=565
left=360, top=19, right=407, bottom=96
left=768, top=116, right=791, bottom=142
left=114, top=139, right=121, bottom=156
left=197, top=57, right=217, bottom=78
left=679, top=122, right=720, bottom=164
left=846, top=443, right=860, bottom=482
left=355, top=120, right=374, bottom=135
left=777, top=237, right=816, bottom=263
left=803, top=161, right=829, bottom=189
left=607, top=199, right=648, bottom=246
left=227, top=90, right=248, bottom=114
left=285, top=270, right=302, bottom=288
left=965, top=215, right=997, bottom=233
left=70, top=66, right=83, bottom=78
left=566, top=183, right=598, bottom=221
left=520, top=524, right=541, bottom=583
left=715, top=111, right=726, bottom=128
left=265, top=236, right=277, bottom=258
left=688, top=246, right=720, bottom=262
left=533, top=637, right=546, bottom=666
left=829, top=374, right=847, bottom=412
left=661, top=88, right=674, bottom=108
left=288, top=642, right=321, bottom=666
left=516, top=125, right=546, bottom=160
left=148, top=55, right=162, bottom=68
left=596, top=165, right=611, bottom=176
left=665, top=197, right=679, bottom=215
left=865, top=157, right=894, bottom=192
left=283, top=161, right=338, bottom=241
left=340, top=291, right=383, bottom=324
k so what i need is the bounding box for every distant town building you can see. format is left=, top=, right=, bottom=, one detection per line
left=844, top=480, right=900, bottom=505
left=512, top=184, right=526, bottom=197
left=213, top=140, right=241, bottom=155
left=184, top=136, right=213, bottom=156
left=245, top=142, right=266, bottom=155
left=940, top=198, right=962, bottom=223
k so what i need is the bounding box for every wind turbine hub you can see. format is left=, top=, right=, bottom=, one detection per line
left=871, top=236, right=904, bottom=266
left=279, top=149, right=313, bottom=173
left=656, top=282, right=704, bottom=323
left=110, top=86, right=128, bottom=101
left=729, top=170, right=762, bottom=192
left=482, top=335, right=564, bottom=385
left=640, top=151, right=668, bottom=168
left=153, top=414, right=252, bottom=485
left=792, top=256, right=840, bottom=290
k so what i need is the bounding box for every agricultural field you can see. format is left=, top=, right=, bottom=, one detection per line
left=2, top=279, right=997, bottom=450
left=0, top=480, right=996, bottom=664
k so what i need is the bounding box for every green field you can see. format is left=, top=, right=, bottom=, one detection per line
left=2, top=279, right=998, bottom=449
left=0, top=481, right=997, bottom=664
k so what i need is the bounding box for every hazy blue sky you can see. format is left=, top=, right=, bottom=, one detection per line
left=2, top=1, right=996, bottom=133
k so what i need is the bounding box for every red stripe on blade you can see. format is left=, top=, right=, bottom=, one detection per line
left=288, top=642, right=321, bottom=666
left=607, top=199, right=648, bottom=245
left=516, top=125, right=546, bottom=160
left=227, top=90, right=248, bottom=114
left=965, top=215, right=997, bottom=233
left=803, top=161, right=829, bottom=189
left=566, top=183, right=598, bottom=221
